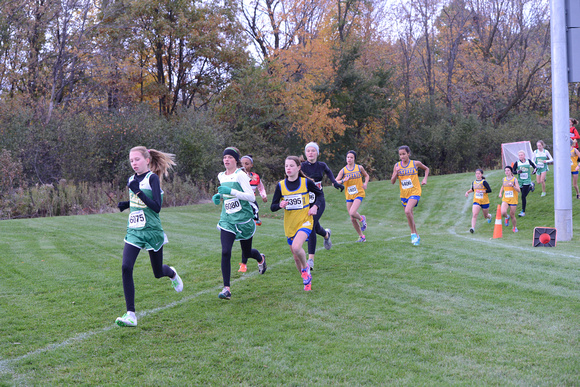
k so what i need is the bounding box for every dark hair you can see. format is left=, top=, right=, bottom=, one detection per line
left=571, top=118, right=578, bottom=126
left=475, top=168, right=485, bottom=179
left=398, top=145, right=411, bottom=154
left=504, top=165, right=514, bottom=174
left=241, top=154, right=254, bottom=165
left=347, top=150, right=357, bottom=160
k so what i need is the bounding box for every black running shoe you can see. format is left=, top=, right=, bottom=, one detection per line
left=258, top=254, right=267, bottom=274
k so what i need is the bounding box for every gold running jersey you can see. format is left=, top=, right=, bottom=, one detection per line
left=502, top=176, right=518, bottom=205
left=571, top=148, right=579, bottom=172
left=472, top=179, right=489, bottom=205
left=279, top=177, right=313, bottom=238
left=396, top=160, right=421, bottom=199
left=341, top=164, right=366, bottom=201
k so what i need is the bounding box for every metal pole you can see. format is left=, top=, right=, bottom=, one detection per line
left=551, top=0, right=573, bottom=241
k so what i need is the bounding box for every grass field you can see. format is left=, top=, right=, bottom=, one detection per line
left=1, top=170, right=579, bottom=385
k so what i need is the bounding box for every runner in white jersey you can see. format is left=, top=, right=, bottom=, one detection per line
left=532, top=140, right=553, bottom=197
left=212, top=147, right=267, bottom=300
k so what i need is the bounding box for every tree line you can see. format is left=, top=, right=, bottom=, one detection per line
left=0, top=0, right=570, bottom=214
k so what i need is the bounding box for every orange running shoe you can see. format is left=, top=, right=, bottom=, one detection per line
left=238, top=263, right=247, bottom=272
left=301, top=269, right=312, bottom=290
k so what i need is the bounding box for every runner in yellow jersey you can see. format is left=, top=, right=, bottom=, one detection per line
left=271, top=156, right=323, bottom=291
left=335, top=150, right=370, bottom=242
left=498, top=165, right=521, bottom=233
left=571, top=140, right=580, bottom=199
left=390, top=146, right=429, bottom=246
left=465, top=169, right=492, bottom=233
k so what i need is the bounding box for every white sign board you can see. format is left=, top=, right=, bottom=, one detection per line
left=501, top=141, right=533, bottom=169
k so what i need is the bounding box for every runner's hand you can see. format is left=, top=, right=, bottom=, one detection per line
left=218, top=186, right=232, bottom=195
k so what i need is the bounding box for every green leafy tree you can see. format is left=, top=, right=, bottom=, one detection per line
left=99, top=0, right=250, bottom=115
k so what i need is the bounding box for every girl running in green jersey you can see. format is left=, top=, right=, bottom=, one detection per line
left=115, top=146, right=183, bottom=327
left=532, top=140, right=553, bottom=197
left=512, top=150, right=537, bottom=217
left=213, top=147, right=266, bottom=300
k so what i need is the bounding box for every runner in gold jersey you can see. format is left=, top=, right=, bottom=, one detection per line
left=390, top=146, right=429, bottom=246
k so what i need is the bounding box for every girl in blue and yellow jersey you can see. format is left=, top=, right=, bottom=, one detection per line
left=390, top=146, right=429, bottom=246
left=498, top=165, right=521, bottom=233
left=114, top=146, right=183, bottom=328
left=570, top=140, right=580, bottom=199
left=464, top=169, right=492, bottom=233
left=271, top=156, right=323, bottom=291
left=335, top=150, right=370, bottom=242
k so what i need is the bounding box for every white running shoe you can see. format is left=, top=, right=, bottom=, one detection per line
left=116, top=312, right=137, bottom=327
left=169, top=266, right=183, bottom=292
left=323, top=229, right=332, bottom=250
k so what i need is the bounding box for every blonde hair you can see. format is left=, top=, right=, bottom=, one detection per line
left=130, top=146, right=176, bottom=183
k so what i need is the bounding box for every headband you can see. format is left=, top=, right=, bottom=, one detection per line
left=223, top=147, right=240, bottom=162
left=305, top=142, right=319, bottom=155
left=241, top=155, right=253, bottom=164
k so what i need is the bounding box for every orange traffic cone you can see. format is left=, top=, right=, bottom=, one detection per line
left=492, top=204, right=502, bottom=239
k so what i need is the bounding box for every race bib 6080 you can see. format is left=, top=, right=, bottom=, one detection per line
left=224, top=198, right=242, bottom=214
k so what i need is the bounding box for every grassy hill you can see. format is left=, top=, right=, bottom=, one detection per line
left=1, top=170, right=578, bottom=385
